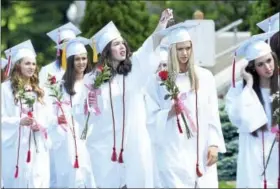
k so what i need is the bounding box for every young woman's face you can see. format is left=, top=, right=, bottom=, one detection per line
left=20, top=57, right=36, bottom=78
left=110, top=37, right=126, bottom=62
left=176, top=41, right=192, bottom=64
left=74, top=53, right=88, bottom=74
left=254, top=53, right=275, bottom=79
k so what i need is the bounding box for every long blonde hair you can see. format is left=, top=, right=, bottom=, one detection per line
left=167, top=42, right=199, bottom=91
left=10, top=58, right=44, bottom=105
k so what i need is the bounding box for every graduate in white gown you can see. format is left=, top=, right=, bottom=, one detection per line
left=145, top=22, right=226, bottom=188
left=39, top=22, right=81, bottom=87
left=81, top=9, right=174, bottom=188
left=2, top=40, right=51, bottom=188
left=46, top=37, right=96, bottom=188
left=225, top=32, right=279, bottom=188
left=40, top=22, right=82, bottom=188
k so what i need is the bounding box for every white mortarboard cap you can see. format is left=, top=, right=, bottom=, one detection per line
left=1, top=58, right=8, bottom=68
left=90, top=21, right=121, bottom=54
left=235, top=31, right=277, bottom=61
left=159, top=44, right=169, bottom=62
left=47, top=22, right=81, bottom=44
left=4, top=40, right=36, bottom=64
left=257, top=12, right=279, bottom=32
left=56, top=36, right=89, bottom=58
left=153, top=21, right=199, bottom=50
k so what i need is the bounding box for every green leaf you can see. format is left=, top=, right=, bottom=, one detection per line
left=164, top=94, right=171, bottom=100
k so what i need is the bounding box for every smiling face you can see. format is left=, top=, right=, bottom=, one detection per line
left=254, top=53, right=275, bottom=79
left=176, top=41, right=192, bottom=64
left=19, top=57, right=36, bottom=79
left=74, top=53, right=88, bottom=74
left=110, top=37, right=127, bottom=62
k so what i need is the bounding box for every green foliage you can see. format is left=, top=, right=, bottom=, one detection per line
left=219, top=181, right=236, bottom=188
left=1, top=0, right=72, bottom=68
left=150, top=1, right=252, bottom=31
left=249, top=0, right=280, bottom=35
left=80, top=1, right=159, bottom=52
left=217, top=101, right=238, bottom=181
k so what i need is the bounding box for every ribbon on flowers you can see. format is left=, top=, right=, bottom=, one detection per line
left=271, top=126, right=279, bottom=134
left=176, top=92, right=197, bottom=133
left=85, top=84, right=101, bottom=116
left=53, top=100, right=70, bottom=132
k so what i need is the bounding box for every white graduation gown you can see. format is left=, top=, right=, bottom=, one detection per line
left=82, top=35, right=159, bottom=188
left=39, top=61, right=64, bottom=88
left=145, top=66, right=226, bottom=188
left=225, top=81, right=278, bottom=188
left=1, top=80, right=51, bottom=188
left=47, top=80, right=96, bottom=188
left=39, top=61, right=64, bottom=188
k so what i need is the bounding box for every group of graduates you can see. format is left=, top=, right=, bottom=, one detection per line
left=1, top=8, right=280, bottom=189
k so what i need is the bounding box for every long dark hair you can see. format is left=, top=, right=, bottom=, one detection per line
left=243, top=52, right=279, bottom=137
left=270, top=31, right=280, bottom=61
left=93, top=40, right=132, bottom=79
left=63, top=55, right=92, bottom=96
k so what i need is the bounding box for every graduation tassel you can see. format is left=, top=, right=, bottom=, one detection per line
left=61, top=43, right=67, bottom=70
left=70, top=96, right=79, bottom=169
left=26, top=130, right=31, bottom=163
left=118, top=148, right=124, bottom=163
left=14, top=166, right=19, bottom=178
left=74, top=156, right=79, bottom=168
left=4, top=53, right=12, bottom=77
left=109, top=80, right=117, bottom=162
left=195, top=89, right=203, bottom=178
left=26, top=150, right=31, bottom=163
left=111, top=147, right=117, bottom=162
left=118, top=76, right=126, bottom=164
left=232, top=52, right=236, bottom=88
left=92, top=42, right=98, bottom=63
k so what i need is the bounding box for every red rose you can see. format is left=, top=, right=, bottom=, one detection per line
left=158, top=70, right=169, bottom=81
left=49, top=76, right=56, bottom=85
left=97, top=65, right=103, bottom=72
left=27, top=111, right=33, bottom=118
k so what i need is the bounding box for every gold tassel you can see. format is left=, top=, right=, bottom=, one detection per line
left=93, top=42, right=98, bottom=63
left=61, top=43, right=67, bottom=70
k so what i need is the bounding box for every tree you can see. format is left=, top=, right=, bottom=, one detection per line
left=149, top=1, right=252, bottom=31
left=249, top=0, right=280, bottom=35
left=80, top=1, right=159, bottom=52
left=217, top=100, right=239, bottom=181
left=1, top=0, right=72, bottom=68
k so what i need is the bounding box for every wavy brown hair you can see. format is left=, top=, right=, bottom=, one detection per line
left=93, top=40, right=132, bottom=78
left=243, top=52, right=279, bottom=137
left=10, top=58, right=44, bottom=105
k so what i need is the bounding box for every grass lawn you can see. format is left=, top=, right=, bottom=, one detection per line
left=219, top=181, right=236, bottom=188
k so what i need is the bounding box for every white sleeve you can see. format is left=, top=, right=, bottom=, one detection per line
left=225, top=81, right=268, bottom=133
left=206, top=72, right=226, bottom=153
left=1, top=82, right=21, bottom=146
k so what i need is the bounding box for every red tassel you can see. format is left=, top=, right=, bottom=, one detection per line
left=14, top=166, right=19, bottom=178
left=196, top=164, right=203, bottom=177
left=74, top=156, right=79, bottom=168
left=176, top=116, right=183, bottom=134
left=111, top=147, right=117, bottom=162
left=264, top=179, right=267, bottom=189
left=4, top=54, right=11, bottom=77
left=118, top=149, right=124, bottom=163
left=232, top=52, right=236, bottom=88
left=26, top=150, right=31, bottom=163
